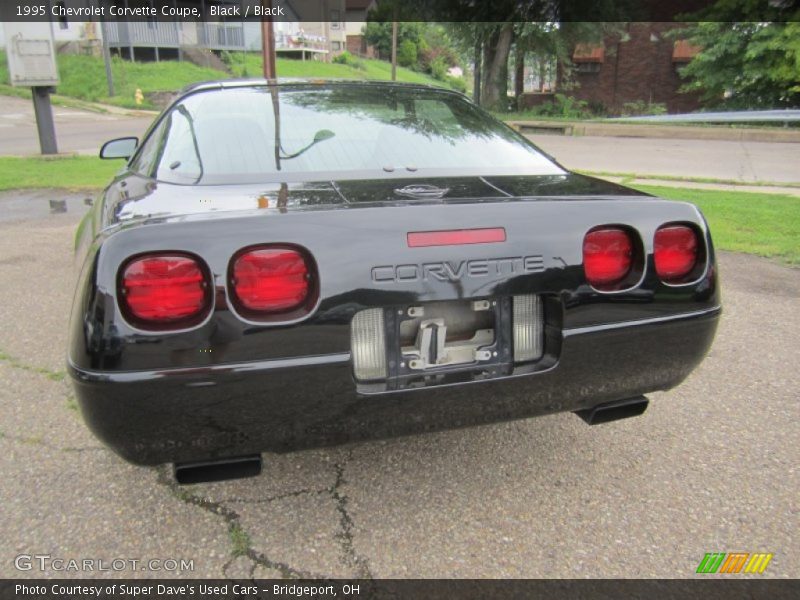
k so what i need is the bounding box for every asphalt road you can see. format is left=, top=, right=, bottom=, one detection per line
left=0, top=190, right=797, bottom=579
left=2, top=95, right=800, bottom=185
left=0, top=96, right=153, bottom=157
left=528, top=134, right=800, bottom=184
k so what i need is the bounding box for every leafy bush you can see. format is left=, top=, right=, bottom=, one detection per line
left=332, top=51, right=366, bottom=71
left=444, top=75, right=467, bottom=93
left=428, top=56, right=448, bottom=81
left=677, top=22, right=800, bottom=109
left=332, top=51, right=353, bottom=65
left=364, top=22, right=425, bottom=61
left=620, top=100, right=667, bottom=117
left=397, top=40, right=418, bottom=68
left=0, top=50, right=8, bottom=85
left=587, top=100, right=609, bottom=117
left=534, top=93, right=590, bottom=118
left=419, top=44, right=458, bottom=75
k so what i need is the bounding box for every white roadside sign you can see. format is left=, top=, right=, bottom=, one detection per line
left=2, top=22, right=59, bottom=87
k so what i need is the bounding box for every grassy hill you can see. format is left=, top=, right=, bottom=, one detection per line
left=0, top=50, right=224, bottom=109
left=223, top=51, right=447, bottom=87
left=0, top=49, right=451, bottom=110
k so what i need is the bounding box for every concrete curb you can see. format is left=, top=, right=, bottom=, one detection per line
left=508, top=120, right=800, bottom=143
left=82, top=102, right=160, bottom=118
left=0, top=92, right=161, bottom=118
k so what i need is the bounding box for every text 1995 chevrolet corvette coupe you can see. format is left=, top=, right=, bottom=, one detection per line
left=68, top=81, right=719, bottom=483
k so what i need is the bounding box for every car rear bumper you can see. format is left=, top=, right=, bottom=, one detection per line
left=69, top=307, right=720, bottom=465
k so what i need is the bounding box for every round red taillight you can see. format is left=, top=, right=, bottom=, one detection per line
left=654, top=225, right=699, bottom=282
left=583, top=227, right=634, bottom=288
left=231, top=246, right=310, bottom=314
left=120, top=254, right=209, bottom=325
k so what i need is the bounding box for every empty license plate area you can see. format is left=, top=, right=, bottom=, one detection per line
left=385, top=297, right=514, bottom=388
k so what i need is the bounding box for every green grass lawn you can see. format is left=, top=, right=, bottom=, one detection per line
left=0, top=50, right=225, bottom=109
left=635, top=185, right=800, bottom=265
left=225, top=51, right=449, bottom=88
left=580, top=170, right=800, bottom=189
left=0, top=156, right=119, bottom=191
left=1, top=49, right=450, bottom=110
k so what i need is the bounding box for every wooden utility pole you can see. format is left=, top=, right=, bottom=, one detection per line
left=261, top=1, right=276, bottom=79
left=99, top=20, right=115, bottom=96
left=391, top=21, right=397, bottom=81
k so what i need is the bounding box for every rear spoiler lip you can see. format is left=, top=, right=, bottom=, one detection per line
left=105, top=194, right=667, bottom=232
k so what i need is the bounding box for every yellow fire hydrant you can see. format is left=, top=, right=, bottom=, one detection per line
left=134, top=88, right=144, bottom=106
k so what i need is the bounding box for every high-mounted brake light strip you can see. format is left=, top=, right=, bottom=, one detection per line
left=407, top=227, right=506, bottom=248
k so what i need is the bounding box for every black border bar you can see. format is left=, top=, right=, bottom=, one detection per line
left=2, top=579, right=800, bottom=600
left=1, top=0, right=799, bottom=23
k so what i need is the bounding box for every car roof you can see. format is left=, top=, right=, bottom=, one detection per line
left=178, top=78, right=463, bottom=98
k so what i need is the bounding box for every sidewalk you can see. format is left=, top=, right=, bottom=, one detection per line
left=591, top=175, right=800, bottom=197
left=530, top=134, right=800, bottom=187
left=77, top=100, right=159, bottom=118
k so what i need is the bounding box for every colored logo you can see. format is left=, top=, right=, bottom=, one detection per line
left=696, top=552, right=773, bottom=574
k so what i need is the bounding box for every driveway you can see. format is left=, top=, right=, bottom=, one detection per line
left=0, top=190, right=797, bottom=579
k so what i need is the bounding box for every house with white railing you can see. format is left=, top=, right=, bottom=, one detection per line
left=1, top=0, right=348, bottom=64
left=102, top=0, right=347, bottom=62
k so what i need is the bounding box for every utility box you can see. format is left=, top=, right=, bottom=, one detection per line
left=2, top=22, right=59, bottom=87
left=2, top=22, right=60, bottom=154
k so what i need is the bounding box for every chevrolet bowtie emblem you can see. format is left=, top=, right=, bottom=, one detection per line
left=394, top=184, right=450, bottom=199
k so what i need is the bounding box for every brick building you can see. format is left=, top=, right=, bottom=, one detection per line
left=345, top=0, right=377, bottom=57
left=562, top=22, right=702, bottom=114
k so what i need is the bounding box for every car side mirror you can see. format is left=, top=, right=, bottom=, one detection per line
left=100, top=137, right=138, bottom=160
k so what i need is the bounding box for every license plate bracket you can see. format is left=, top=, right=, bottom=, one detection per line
left=384, top=297, right=514, bottom=390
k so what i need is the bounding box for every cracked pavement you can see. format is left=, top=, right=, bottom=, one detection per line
left=0, top=190, right=798, bottom=579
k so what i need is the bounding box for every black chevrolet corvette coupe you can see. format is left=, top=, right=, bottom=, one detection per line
left=68, top=80, right=720, bottom=482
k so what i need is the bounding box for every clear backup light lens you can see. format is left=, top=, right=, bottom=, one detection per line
left=513, top=295, right=543, bottom=362
left=351, top=308, right=387, bottom=381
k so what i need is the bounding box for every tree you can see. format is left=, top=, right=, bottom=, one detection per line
left=368, top=1, right=631, bottom=111
left=441, top=0, right=633, bottom=110
left=446, top=21, right=612, bottom=110
left=481, top=23, right=515, bottom=109
left=445, top=23, right=506, bottom=108
left=363, top=22, right=424, bottom=61
left=397, top=39, right=418, bottom=68
left=677, top=22, right=800, bottom=109
left=418, top=25, right=460, bottom=74
left=363, top=14, right=463, bottom=85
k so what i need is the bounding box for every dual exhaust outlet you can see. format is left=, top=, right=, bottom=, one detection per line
left=172, top=396, right=649, bottom=484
